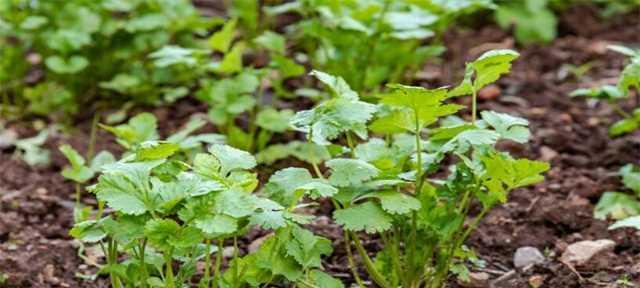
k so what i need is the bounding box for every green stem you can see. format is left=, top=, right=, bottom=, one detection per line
left=213, top=238, right=224, bottom=286
left=87, top=111, right=100, bottom=160
left=139, top=239, right=149, bottom=288
left=233, top=236, right=240, bottom=287
left=203, top=239, right=212, bottom=288
left=311, top=162, right=324, bottom=180
left=612, top=103, right=632, bottom=119
left=108, top=239, right=122, bottom=288
left=471, top=86, right=478, bottom=124
left=350, top=232, right=391, bottom=288
left=343, top=231, right=366, bottom=287
left=74, top=183, right=82, bottom=205
left=165, top=252, right=175, bottom=288
left=345, top=132, right=356, bottom=155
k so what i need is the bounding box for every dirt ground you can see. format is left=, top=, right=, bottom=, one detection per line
left=1, top=5, right=639, bottom=288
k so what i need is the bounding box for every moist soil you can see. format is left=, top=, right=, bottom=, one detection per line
left=1, top=5, right=639, bottom=288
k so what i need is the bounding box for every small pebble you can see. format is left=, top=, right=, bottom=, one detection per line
left=560, top=239, right=615, bottom=266
left=514, top=246, right=545, bottom=269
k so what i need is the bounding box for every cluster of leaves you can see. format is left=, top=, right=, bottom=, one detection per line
left=494, top=0, right=640, bottom=45
left=594, top=164, right=640, bottom=230
left=290, top=50, right=548, bottom=288
left=570, top=45, right=640, bottom=137
left=150, top=10, right=307, bottom=154
left=592, top=0, right=640, bottom=17
left=267, top=0, right=494, bottom=92
left=495, top=0, right=559, bottom=44
left=2, top=127, right=51, bottom=166
left=64, top=112, right=344, bottom=287
left=0, top=0, right=214, bottom=118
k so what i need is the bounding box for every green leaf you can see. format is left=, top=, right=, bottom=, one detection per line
left=251, top=210, right=287, bottom=230
left=136, top=141, right=180, bottom=161
left=214, top=188, right=257, bottom=218
left=451, top=49, right=519, bottom=95
left=209, top=144, right=257, bottom=176
left=471, top=49, right=520, bottom=89
left=45, top=55, right=88, bottom=74
left=609, top=118, right=639, bottom=137
left=95, top=160, right=165, bottom=215
left=263, top=167, right=312, bottom=206
left=59, top=144, right=93, bottom=183
left=326, top=158, right=379, bottom=187
left=308, top=270, right=345, bottom=288
left=209, top=19, right=237, bottom=53
left=364, top=191, right=421, bottom=215
left=478, top=151, right=549, bottom=208
left=286, top=227, right=333, bottom=270
left=254, top=30, right=285, bottom=54
left=149, top=46, right=201, bottom=68
left=618, top=59, right=640, bottom=96
left=101, top=112, right=158, bottom=149
left=569, top=85, right=624, bottom=101
left=145, top=219, right=181, bottom=251
left=102, top=215, right=146, bottom=246
left=256, top=108, right=294, bottom=132
left=272, top=55, right=305, bottom=79
left=125, top=13, right=168, bottom=32
left=495, top=0, right=557, bottom=44
left=620, top=164, right=640, bottom=195
left=440, top=129, right=501, bottom=153
left=195, top=214, right=238, bottom=235
left=215, top=43, right=244, bottom=74
left=610, top=215, right=640, bottom=230
left=20, top=16, right=48, bottom=30
left=90, top=151, right=116, bottom=171
left=333, top=202, right=392, bottom=233
left=382, top=84, right=464, bottom=129
left=145, top=219, right=203, bottom=251
left=481, top=111, right=530, bottom=143
left=309, top=70, right=358, bottom=100
left=594, top=192, right=640, bottom=220
left=70, top=219, right=107, bottom=243
left=296, top=181, right=338, bottom=200
left=96, top=173, right=149, bottom=215
left=289, top=141, right=332, bottom=165
left=255, top=144, right=292, bottom=165
left=291, top=71, right=377, bottom=145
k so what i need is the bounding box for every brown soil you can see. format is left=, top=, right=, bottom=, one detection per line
left=1, top=5, right=639, bottom=288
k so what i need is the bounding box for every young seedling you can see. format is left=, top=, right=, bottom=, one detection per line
left=594, top=164, right=640, bottom=230
left=571, top=45, right=640, bottom=137
left=291, top=49, right=548, bottom=288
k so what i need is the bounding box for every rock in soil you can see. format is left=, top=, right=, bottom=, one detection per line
left=478, top=84, right=501, bottom=101
left=560, top=239, right=615, bottom=266
left=458, top=272, right=490, bottom=288
left=514, top=246, right=545, bottom=269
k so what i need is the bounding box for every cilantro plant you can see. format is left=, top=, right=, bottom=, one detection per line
left=291, top=50, right=548, bottom=288
left=570, top=45, right=640, bottom=136
left=70, top=139, right=341, bottom=287
left=0, top=0, right=214, bottom=119
left=267, top=0, right=493, bottom=92
left=594, top=164, right=640, bottom=230
left=67, top=111, right=340, bottom=287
